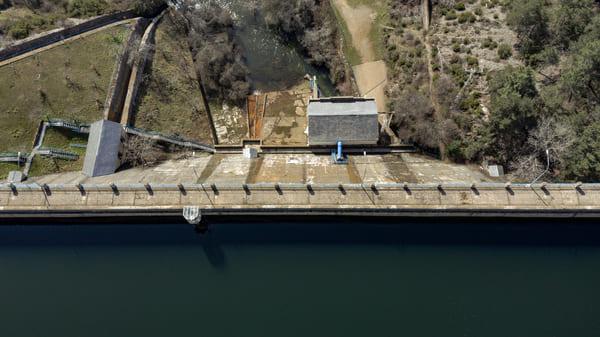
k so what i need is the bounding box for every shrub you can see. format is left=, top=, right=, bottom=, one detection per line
left=497, top=43, right=512, bottom=59
left=8, top=21, right=32, bottom=39
left=481, top=37, right=498, bottom=50
left=132, top=0, right=167, bottom=18
left=446, top=10, right=457, bottom=20
left=507, top=0, right=549, bottom=59
left=68, top=0, right=107, bottom=18
left=454, top=2, right=466, bottom=11
left=458, top=11, right=476, bottom=24
left=466, top=55, right=479, bottom=66
left=446, top=140, right=466, bottom=162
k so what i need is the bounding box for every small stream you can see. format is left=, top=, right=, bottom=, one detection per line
left=205, top=0, right=337, bottom=95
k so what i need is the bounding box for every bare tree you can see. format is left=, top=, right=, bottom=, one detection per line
left=122, top=136, right=164, bottom=168
left=179, top=0, right=250, bottom=102
left=527, top=117, right=574, bottom=163
left=510, top=117, right=575, bottom=180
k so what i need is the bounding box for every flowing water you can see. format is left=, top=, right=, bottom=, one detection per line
left=208, top=0, right=337, bottom=95
left=1, top=219, right=600, bottom=337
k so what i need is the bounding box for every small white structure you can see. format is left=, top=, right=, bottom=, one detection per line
left=307, top=97, right=379, bottom=146
left=243, top=147, right=258, bottom=159
left=83, top=120, right=125, bottom=177
left=488, top=165, right=505, bottom=177
left=7, top=171, right=23, bottom=183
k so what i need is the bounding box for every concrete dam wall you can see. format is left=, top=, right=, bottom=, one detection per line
left=1, top=183, right=600, bottom=218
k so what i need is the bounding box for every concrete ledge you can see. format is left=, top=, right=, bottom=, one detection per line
left=0, top=10, right=137, bottom=64
left=0, top=183, right=599, bottom=218
left=1, top=207, right=600, bottom=220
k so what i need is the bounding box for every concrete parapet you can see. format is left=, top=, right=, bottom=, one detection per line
left=121, top=11, right=166, bottom=125
left=0, top=10, right=137, bottom=63
left=1, top=183, right=600, bottom=215
left=104, top=18, right=151, bottom=122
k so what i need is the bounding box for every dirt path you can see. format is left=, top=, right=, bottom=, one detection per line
left=352, top=60, right=387, bottom=112
left=332, top=0, right=389, bottom=111
left=332, top=0, right=376, bottom=63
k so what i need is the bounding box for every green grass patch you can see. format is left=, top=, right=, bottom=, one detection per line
left=0, top=162, right=20, bottom=181
left=27, top=128, right=88, bottom=177
left=0, top=24, right=130, bottom=153
left=134, top=16, right=214, bottom=144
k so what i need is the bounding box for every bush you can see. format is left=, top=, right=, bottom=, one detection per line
left=481, top=37, right=498, bottom=50
left=507, top=0, right=549, bottom=59
left=132, top=0, right=167, bottom=18
left=446, top=10, right=457, bottom=20
left=454, top=2, right=466, bottom=11
left=466, top=55, right=478, bottom=66
left=497, top=43, right=512, bottom=59
left=486, top=66, right=540, bottom=164
left=68, top=0, right=107, bottom=17
left=8, top=21, right=32, bottom=39
left=458, top=11, right=476, bottom=24
left=562, top=122, right=600, bottom=181
left=446, top=140, right=466, bottom=162
left=550, top=0, right=594, bottom=50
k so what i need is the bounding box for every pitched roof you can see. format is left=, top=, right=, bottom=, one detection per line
left=308, top=97, right=378, bottom=116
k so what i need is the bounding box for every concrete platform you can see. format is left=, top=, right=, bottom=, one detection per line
left=24, top=153, right=497, bottom=186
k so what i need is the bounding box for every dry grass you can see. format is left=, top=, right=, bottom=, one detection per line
left=27, top=128, right=88, bottom=177
left=0, top=24, right=130, bottom=153
left=133, top=14, right=214, bottom=144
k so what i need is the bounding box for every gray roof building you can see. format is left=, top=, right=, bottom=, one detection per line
left=307, top=97, right=379, bottom=146
left=83, top=120, right=124, bottom=177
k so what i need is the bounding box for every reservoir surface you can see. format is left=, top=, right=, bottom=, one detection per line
left=1, top=219, right=599, bottom=337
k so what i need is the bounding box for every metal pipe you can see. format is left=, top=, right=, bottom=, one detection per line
left=530, top=149, right=550, bottom=185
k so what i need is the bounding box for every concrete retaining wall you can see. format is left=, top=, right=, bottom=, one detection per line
left=103, top=18, right=151, bottom=122
left=121, top=12, right=165, bottom=125
left=0, top=10, right=136, bottom=63
left=1, top=183, right=599, bottom=216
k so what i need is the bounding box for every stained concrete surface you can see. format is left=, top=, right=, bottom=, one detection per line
left=261, top=85, right=311, bottom=146
left=26, top=153, right=497, bottom=185
left=212, top=103, right=248, bottom=145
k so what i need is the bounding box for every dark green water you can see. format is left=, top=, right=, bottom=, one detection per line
left=1, top=219, right=600, bottom=337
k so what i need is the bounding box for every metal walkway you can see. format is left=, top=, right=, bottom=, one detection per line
left=37, top=148, right=79, bottom=161
left=123, top=126, right=215, bottom=153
